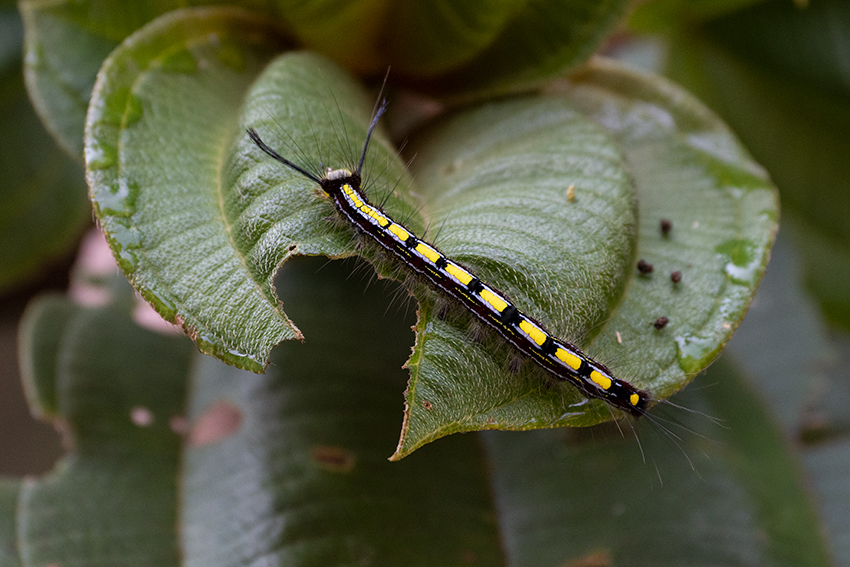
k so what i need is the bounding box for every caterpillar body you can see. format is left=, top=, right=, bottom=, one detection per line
left=247, top=101, right=651, bottom=417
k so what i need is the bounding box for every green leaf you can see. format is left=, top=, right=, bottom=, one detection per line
left=0, top=6, right=23, bottom=69
left=7, top=247, right=831, bottom=565
left=15, top=294, right=194, bottom=566
left=384, top=0, right=524, bottom=76
left=412, top=0, right=630, bottom=100
left=19, top=0, right=273, bottom=158
left=85, top=7, right=295, bottom=371
left=12, top=257, right=503, bottom=566
left=397, top=95, right=638, bottom=454
left=17, top=293, right=81, bottom=418
left=621, top=2, right=850, bottom=558
left=394, top=59, right=778, bottom=457
left=0, top=6, right=90, bottom=294
left=275, top=0, right=625, bottom=83
left=662, top=0, right=850, bottom=330
left=0, top=479, right=21, bottom=567
left=629, top=0, right=773, bottom=33
left=485, top=356, right=830, bottom=566
left=806, top=440, right=850, bottom=566
left=86, top=10, right=413, bottom=370
left=182, top=258, right=503, bottom=566
left=85, top=9, right=775, bottom=452
left=271, top=0, right=387, bottom=73
left=24, top=0, right=629, bottom=157
left=563, top=61, right=778, bottom=386
left=727, top=230, right=850, bottom=563
left=233, top=52, right=413, bottom=259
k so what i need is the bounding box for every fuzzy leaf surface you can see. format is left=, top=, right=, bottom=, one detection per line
left=85, top=8, right=296, bottom=370
left=85, top=7, right=776, bottom=450
left=20, top=0, right=272, bottom=157
left=394, top=60, right=778, bottom=456
left=663, top=0, right=850, bottom=330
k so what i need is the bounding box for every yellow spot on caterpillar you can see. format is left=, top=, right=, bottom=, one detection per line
left=388, top=223, right=409, bottom=241
left=343, top=185, right=364, bottom=207
left=566, top=184, right=576, bottom=202
left=590, top=370, right=612, bottom=390
left=415, top=242, right=442, bottom=264
left=630, top=393, right=640, bottom=406
left=480, top=288, right=508, bottom=312
left=367, top=208, right=388, bottom=226
left=555, top=348, right=581, bottom=370
left=519, top=319, right=547, bottom=347
left=445, top=262, right=472, bottom=285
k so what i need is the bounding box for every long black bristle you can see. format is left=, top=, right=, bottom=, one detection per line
left=357, top=99, right=388, bottom=177
left=247, top=128, right=323, bottom=184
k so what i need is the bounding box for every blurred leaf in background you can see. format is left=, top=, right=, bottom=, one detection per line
left=639, top=0, right=850, bottom=330
left=628, top=0, right=850, bottom=563
left=0, top=3, right=91, bottom=480
left=1, top=234, right=831, bottom=566
left=0, top=6, right=90, bottom=294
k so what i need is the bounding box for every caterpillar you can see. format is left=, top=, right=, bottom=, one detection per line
left=247, top=100, right=651, bottom=417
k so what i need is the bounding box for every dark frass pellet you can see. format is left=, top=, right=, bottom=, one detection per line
left=637, top=259, right=654, bottom=275
left=671, top=271, right=682, bottom=283
left=660, top=218, right=672, bottom=237
left=653, top=317, right=669, bottom=330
